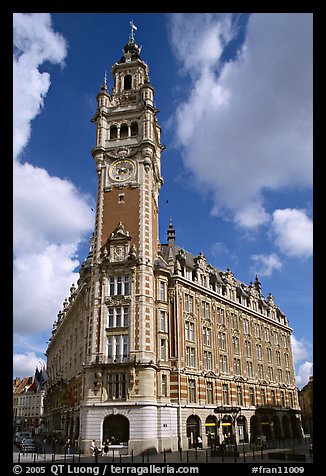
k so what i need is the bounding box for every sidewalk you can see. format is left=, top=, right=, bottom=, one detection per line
left=14, top=446, right=313, bottom=464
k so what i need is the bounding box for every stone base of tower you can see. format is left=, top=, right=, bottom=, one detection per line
left=79, top=402, right=179, bottom=456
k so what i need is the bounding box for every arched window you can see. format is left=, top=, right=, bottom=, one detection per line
left=124, top=75, right=132, bottom=90
left=130, top=122, right=138, bottom=137
left=110, top=125, right=117, bottom=140
left=120, top=123, right=128, bottom=139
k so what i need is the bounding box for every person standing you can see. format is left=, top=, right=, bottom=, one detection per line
left=65, top=438, right=71, bottom=455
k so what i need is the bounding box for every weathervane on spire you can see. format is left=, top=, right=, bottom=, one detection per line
left=129, top=20, right=138, bottom=41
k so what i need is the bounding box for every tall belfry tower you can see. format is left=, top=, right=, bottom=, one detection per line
left=79, top=24, right=168, bottom=453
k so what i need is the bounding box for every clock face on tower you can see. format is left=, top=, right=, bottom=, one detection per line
left=109, top=159, right=135, bottom=182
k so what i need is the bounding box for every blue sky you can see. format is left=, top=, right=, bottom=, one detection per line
left=13, top=13, right=313, bottom=388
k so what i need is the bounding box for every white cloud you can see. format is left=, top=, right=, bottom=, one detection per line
left=296, top=361, right=313, bottom=389
left=271, top=208, right=313, bottom=258
left=168, top=13, right=313, bottom=229
left=13, top=13, right=94, bottom=376
left=291, top=336, right=312, bottom=389
left=13, top=352, right=46, bottom=379
left=250, top=253, right=282, bottom=277
left=13, top=13, right=67, bottom=161
left=291, top=335, right=309, bottom=363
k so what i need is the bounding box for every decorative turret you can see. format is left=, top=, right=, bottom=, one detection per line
left=167, top=219, right=175, bottom=244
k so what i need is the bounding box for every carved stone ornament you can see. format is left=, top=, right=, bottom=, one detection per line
left=106, top=147, right=137, bottom=161
left=101, top=222, right=133, bottom=263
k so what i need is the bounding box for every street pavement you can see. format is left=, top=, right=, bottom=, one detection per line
left=13, top=443, right=313, bottom=465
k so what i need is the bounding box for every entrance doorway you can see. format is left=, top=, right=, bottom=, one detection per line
left=205, top=415, right=218, bottom=446
left=221, top=415, right=234, bottom=444
left=186, top=415, right=200, bottom=449
left=103, top=415, right=129, bottom=446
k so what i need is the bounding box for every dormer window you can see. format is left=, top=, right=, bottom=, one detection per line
left=124, top=74, right=132, bottom=90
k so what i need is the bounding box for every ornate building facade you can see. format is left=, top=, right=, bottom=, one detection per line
left=44, top=29, right=302, bottom=455
left=13, top=377, right=45, bottom=435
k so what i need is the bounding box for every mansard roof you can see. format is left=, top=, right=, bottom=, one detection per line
left=156, top=222, right=288, bottom=325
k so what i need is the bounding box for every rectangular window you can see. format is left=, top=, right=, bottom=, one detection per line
left=160, top=310, right=166, bottom=332
left=231, top=313, right=238, bottom=331
left=232, top=336, right=240, bottom=354
left=271, top=389, right=276, bottom=406
left=115, top=335, right=120, bottom=358
left=274, top=332, right=279, bottom=345
left=217, top=308, right=225, bottom=325
left=160, top=339, right=167, bottom=360
left=280, top=390, right=285, bottom=407
left=185, top=293, right=193, bottom=313
left=234, top=358, right=241, bottom=375
left=267, top=347, right=272, bottom=363
left=219, top=353, right=228, bottom=373
left=162, top=374, right=168, bottom=397
left=108, top=373, right=126, bottom=400
left=203, top=351, right=212, bottom=370
left=268, top=366, right=274, bottom=382
left=206, top=381, right=214, bottom=404
left=185, top=321, right=194, bottom=341
left=289, top=392, right=293, bottom=408
left=249, top=387, right=255, bottom=406
left=260, top=388, right=266, bottom=406
left=276, top=351, right=281, bottom=365
left=160, top=282, right=165, bottom=301
left=265, top=327, right=270, bottom=342
left=284, top=353, right=290, bottom=368
left=236, top=385, right=243, bottom=406
left=108, top=308, right=114, bottom=328
left=109, top=277, right=115, bottom=296
left=117, top=276, right=122, bottom=295
left=246, top=360, right=253, bottom=378
left=116, top=307, right=122, bottom=327
left=108, top=336, right=112, bottom=359
left=186, top=347, right=195, bottom=367
left=109, top=275, right=130, bottom=296
left=124, top=275, right=130, bottom=295
left=188, top=379, right=196, bottom=403
left=245, top=340, right=252, bottom=358
left=107, top=335, right=128, bottom=362
left=286, top=370, right=291, bottom=385
left=278, top=368, right=283, bottom=383
left=201, top=301, right=210, bottom=319
left=258, top=363, right=264, bottom=379
left=243, top=319, right=249, bottom=334
left=256, top=344, right=262, bottom=360
left=222, top=383, right=229, bottom=405
left=123, top=307, right=129, bottom=327
left=218, top=332, right=226, bottom=350
left=203, top=327, right=211, bottom=346
left=254, top=323, right=260, bottom=338
left=122, top=335, right=128, bottom=358
left=108, top=307, right=129, bottom=328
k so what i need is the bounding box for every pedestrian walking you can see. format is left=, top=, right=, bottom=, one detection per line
left=65, top=438, right=71, bottom=455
